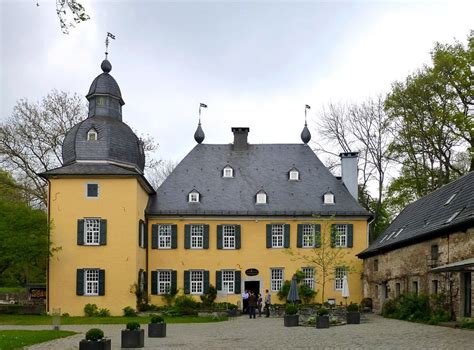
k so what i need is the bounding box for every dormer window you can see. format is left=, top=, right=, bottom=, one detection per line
left=87, top=129, right=98, bottom=141
left=223, top=165, right=234, bottom=178
left=289, top=168, right=299, bottom=181
left=188, top=191, right=200, bottom=203
left=444, top=193, right=457, bottom=206
left=323, top=192, right=335, bottom=204
left=256, top=190, right=267, bottom=204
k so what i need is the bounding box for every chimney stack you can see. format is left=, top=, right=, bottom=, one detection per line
left=340, top=152, right=359, bottom=201
left=232, top=127, right=250, bottom=151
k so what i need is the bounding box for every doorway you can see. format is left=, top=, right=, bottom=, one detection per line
left=244, top=281, right=260, bottom=296
left=463, top=272, right=472, bottom=317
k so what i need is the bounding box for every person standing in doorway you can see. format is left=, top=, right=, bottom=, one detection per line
left=264, top=289, right=271, bottom=317
left=248, top=291, right=257, bottom=319
left=242, top=289, right=249, bottom=314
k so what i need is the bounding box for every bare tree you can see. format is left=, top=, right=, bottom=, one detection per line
left=146, top=160, right=177, bottom=190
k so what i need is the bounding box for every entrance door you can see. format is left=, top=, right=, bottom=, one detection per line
left=463, top=272, right=472, bottom=317
left=244, top=281, right=260, bottom=296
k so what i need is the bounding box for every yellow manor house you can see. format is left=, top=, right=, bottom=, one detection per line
left=40, top=58, right=372, bottom=316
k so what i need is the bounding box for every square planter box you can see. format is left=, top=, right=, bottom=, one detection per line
left=284, top=314, right=299, bottom=327
left=121, top=329, right=144, bottom=348
left=79, top=339, right=111, bottom=350
left=316, top=315, right=329, bottom=329
left=148, top=323, right=166, bottom=337
left=346, top=311, right=360, bottom=324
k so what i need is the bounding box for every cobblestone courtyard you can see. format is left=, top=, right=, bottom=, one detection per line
left=1, top=314, right=473, bottom=349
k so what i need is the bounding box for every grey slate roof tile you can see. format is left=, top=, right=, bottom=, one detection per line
left=40, top=163, right=140, bottom=176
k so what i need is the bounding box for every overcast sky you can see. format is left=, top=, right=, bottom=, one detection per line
left=1, top=0, right=473, bottom=164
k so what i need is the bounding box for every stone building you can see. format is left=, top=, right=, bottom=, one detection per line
left=358, top=172, right=474, bottom=319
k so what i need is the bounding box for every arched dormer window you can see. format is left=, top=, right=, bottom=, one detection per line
left=188, top=190, right=200, bottom=203
left=289, top=168, right=299, bottom=181
left=256, top=190, right=267, bottom=205
left=87, top=128, right=98, bottom=141
left=323, top=192, right=335, bottom=204
left=222, top=165, right=234, bottom=178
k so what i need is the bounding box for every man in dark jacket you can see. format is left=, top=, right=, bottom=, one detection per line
left=248, top=291, right=257, bottom=319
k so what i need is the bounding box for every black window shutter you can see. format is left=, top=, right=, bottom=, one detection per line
left=330, top=225, right=336, bottom=248
left=284, top=224, right=290, bottom=248
left=235, top=225, right=241, bottom=249
left=234, top=270, right=241, bottom=294
left=203, top=270, right=210, bottom=293
left=171, top=225, right=178, bottom=249
left=203, top=225, right=209, bottom=249
left=266, top=224, right=272, bottom=248
left=216, top=271, right=222, bottom=291
left=76, top=269, right=84, bottom=295
left=297, top=224, right=303, bottom=248
left=171, top=270, right=177, bottom=294
left=98, top=269, right=105, bottom=296
left=184, top=225, right=191, bottom=249
left=184, top=270, right=190, bottom=294
left=99, top=219, right=107, bottom=245
left=77, top=219, right=84, bottom=245
left=314, top=224, right=321, bottom=248
left=217, top=225, right=223, bottom=249
left=151, top=224, right=158, bottom=249
left=151, top=271, right=158, bottom=295
left=347, top=224, right=354, bottom=248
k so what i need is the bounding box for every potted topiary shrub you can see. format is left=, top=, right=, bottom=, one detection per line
left=346, top=303, right=360, bottom=324
left=316, top=307, right=330, bottom=329
left=121, top=321, right=144, bottom=348
left=79, top=328, right=111, bottom=350
left=284, top=304, right=299, bottom=327
left=148, top=314, right=166, bottom=338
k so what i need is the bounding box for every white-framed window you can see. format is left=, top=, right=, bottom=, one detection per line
left=302, top=224, right=318, bottom=247
left=157, top=270, right=171, bottom=295
left=271, top=224, right=284, bottom=248
left=86, top=183, right=99, bottom=198
left=324, top=192, right=335, bottom=204
left=334, top=267, right=347, bottom=290
left=222, top=270, right=235, bottom=294
left=271, top=268, right=284, bottom=292
left=256, top=191, right=267, bottom=204
left=302, top=267, right=315, bottom=290
left=158, top=224, right=172, bottom=249
left=334, top=224, right=348, bottom=247
left=84, top=269, right=99, bottom=295
left=139, top=221, right=146, bottom=248
left=191, top=225, right=204, bottom=249
left=190, top=270, right=204, bottom=294
left=188, top=191, right=200, bottom=203
left=139, top=269, right=146, bottom=292
left=289, top=169, right=299, bottom=180
left=223, top=225, right=236, bottom=249
left=223, top=166, right=234, bottom=178
left=87, top=128, right=97, bottom=141
left=85, top=218, right=100, bottom=245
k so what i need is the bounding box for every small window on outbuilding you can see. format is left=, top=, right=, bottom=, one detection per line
left=188, top=190, right=200, bottom=203
left=87, top=129, right=98, bottom=141
left=323, top=192, right=335, bottom=204
left=223, top=165, right=234, bottom=178
left=86, top=183, right=99, bottom=198
left=256, top=190, right=267, bottom=204
left=289, top=168, right=299, bottom=181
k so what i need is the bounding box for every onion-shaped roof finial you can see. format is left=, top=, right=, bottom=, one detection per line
left=194, top=122, right=205, bottom=144
left=101, top=59, right=112, bottom=73
left=301, top=104, right=312, bottom=144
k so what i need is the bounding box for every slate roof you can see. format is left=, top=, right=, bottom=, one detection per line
left=358, top=171, right=474, bottom=258
left=86, top=68, right=124, bottom=105
left=147, top=143, right=371, bottom=217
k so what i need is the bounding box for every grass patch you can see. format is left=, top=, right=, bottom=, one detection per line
left=0, top=330, right=76, bottom=350
left=0, top=287, right=26, bottom=294
left=0, top=314, right=227, bottom=325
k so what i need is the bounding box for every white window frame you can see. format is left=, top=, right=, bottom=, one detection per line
left=157, top=270, right=172, bottom=295
left=334, top=267, right=347, bottom=291
left=190, top=270, right=204, bottom=294
left=289, top=170, right=299, bottom=180
left=271, top=224, right=284, bottom=248
left=86, top=183, right=99, bottom=198
left=191, top=225, right=204, bottom=249
left=271, top=268, right=284, bottom=292
left=256, top=192, right=267, bottom=204
left=222, top=270, right=235, bottom=294
left=324, top=193, right=335, bottom=204
left=87, top=129, right=97, bottom=141
left=223, top=166, right=234, bottom=178
left=84, top=269, right=99, bottom=295
left=188, top=192, right=200, bottom=203
left=334, top=224, right=348, bottom=248
left=302, top=224, right=317, bottom=248
left=223, top=225, right=236, bottom=249
left=158, top=224, right=172, bottom=249
left=302, top=267, right=315, bottom=290
left=84, top=218, right=100, bottom=245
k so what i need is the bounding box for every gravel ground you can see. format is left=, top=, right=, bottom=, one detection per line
left=1, top=314, right=473, bottom=349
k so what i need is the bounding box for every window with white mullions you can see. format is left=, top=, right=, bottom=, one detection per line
left=158, top=225, right=172, bottom=249
left=335, top=224, right=348, bottom=247
left=191, top=225, right=204, bottom=248
left=335, top=267, right=347, bottom=290
left=271, top=268, right=283, bottom=292
left=191, top=270, right=204, bottom=294
left=302, top=224, right=317, bottom=247
left=302, top=267, right=315, bottom=289
left=85, top=219, right=100, bottom=245
left=85, top=269, right=99, bottom=295
left=222, top=270, right=235, bottom=294
left=223, top=225, right=236, bottom=249
left=272, top=224, right=284, bottom=248
left=157, top=270, right=171, bottom=294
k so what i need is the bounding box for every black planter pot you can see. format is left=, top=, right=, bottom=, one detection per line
left=79, top=339, right=111, bottom=350
left=121, top=329, right=144, bottom=348
left=148, top=322, right=166, bottom=337
left=316, top=315, right=330, bottom=329
left=346, top=311, right=360, bottom=324
left=284, top=314, right=299, bottom=327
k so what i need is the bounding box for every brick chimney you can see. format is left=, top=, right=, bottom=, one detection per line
left=340, top=152, right=359, bottom=201
left=232, top=127, right=249, bottom=151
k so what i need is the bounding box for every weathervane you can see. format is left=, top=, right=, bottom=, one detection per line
left=305, top=104, right=311, bottom=125
left=199, top=103, right=208, bottom=124
left=105, top=32, right=116, bottom=59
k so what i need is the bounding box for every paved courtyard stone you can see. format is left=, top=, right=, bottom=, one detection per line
left=1, top=314, right=473, bottom=349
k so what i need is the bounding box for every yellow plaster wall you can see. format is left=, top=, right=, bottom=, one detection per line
left=148, top=217, right=367, bottom=306
left=48, top=177, right=148, bottom=316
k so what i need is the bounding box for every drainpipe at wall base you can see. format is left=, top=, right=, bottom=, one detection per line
left=46, top=178, right=51, bottom=314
